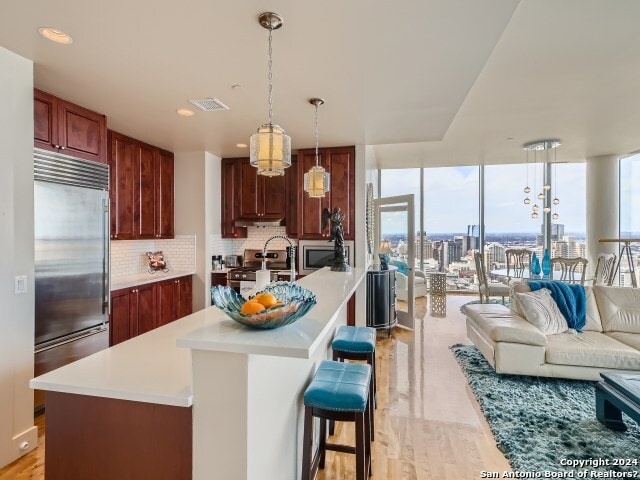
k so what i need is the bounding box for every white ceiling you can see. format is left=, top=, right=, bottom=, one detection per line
left=2, top=0, right=639, bottom=167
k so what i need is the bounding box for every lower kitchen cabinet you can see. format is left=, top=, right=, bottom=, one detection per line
left=158, top=276, right=192, bottom=327
left=110, top=275, right=192, bottom=346
left=211, top=272, right=228, bottom=287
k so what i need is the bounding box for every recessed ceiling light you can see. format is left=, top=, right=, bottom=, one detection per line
left=38, top=27, right=73, bottom=45
left=176, top=108, right=194, bottom=117
left=236, top=143, right=248, bottom=148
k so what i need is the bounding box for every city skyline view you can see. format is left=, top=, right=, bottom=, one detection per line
left=380, top=164, right=587, bottom=234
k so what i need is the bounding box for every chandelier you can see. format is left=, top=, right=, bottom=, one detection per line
left=523, top=139, right=561, bottom=220
left=250, top=12, right=291, bottom=177
left=304, top=98, right=330, bottom=198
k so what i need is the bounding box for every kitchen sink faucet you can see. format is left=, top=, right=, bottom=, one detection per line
left=262, top=235, right=296, bottom=282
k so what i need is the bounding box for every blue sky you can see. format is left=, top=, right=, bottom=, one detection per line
left=380, top=163, right=587, bottom=234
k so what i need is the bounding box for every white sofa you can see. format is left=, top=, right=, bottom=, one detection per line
left=396, top=269, right=428, bottom=301
left=462, top=285, right=640, bottom=381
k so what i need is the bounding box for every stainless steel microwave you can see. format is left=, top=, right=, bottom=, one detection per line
left=298, top=240, right=355, bottom=275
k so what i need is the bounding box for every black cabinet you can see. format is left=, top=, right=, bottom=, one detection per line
left=366, top=266, right=397, bottom=336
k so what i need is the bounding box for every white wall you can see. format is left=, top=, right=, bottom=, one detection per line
left=0, top=46, right=38, bottom=467
left=586, top=155, right=620, bottom=277
left=174, top=151, right=221, bottom=310
left=353, top=145, right=379, bottom=325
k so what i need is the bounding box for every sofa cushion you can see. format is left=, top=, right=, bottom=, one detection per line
left=545, top=331, right=640, bottom=370
left=594, top=286, right=640, bottom=333
left=514, top=289, right=569, bottom=335
left=512, top=284, right=603, bottom=332
left=463, top=303, right=547, bottom=347
left=605, top=332, right=640, bottom=351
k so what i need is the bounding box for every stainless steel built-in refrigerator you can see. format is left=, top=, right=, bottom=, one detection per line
left=33, top=148, right=110, bottom=410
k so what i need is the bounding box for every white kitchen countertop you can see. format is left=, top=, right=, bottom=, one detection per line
left=30, top=267, right=365, bottom=406
left=111, top=270, right=195, bottom=291
left=178, top=267, right=365, bottom=358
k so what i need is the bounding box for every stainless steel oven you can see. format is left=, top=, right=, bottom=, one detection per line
left=298, top=240, right=354, bottom=275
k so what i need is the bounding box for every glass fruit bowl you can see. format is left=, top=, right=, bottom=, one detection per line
left=210, top=282, right=317, bottom=329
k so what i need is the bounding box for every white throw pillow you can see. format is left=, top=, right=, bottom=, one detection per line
left=514, top=288, right=569, bottom=335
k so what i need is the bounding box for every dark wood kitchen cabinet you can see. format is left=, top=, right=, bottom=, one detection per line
left=109, top=276, right=192, bottom=346
left=157, top=276, right=192, bottom=327
left=156, top=149, right=175, bottom=239
left=237, top=158, right=286, bottom=220
left=34, top=89, right=107, bottom=164
left=221, top=158, right=247, bottom=239
left=109, top=283, right=157, bottom=346
left=211, top=272, right=228, bottom=287
left=109, top=130, right=174, bottom=240
left=285, top=156, right=299, bottom=238
left=297, top=146, right=355, bottom=240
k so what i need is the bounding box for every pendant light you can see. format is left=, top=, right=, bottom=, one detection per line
left=304, top=98, right=330, bottom=198
left=250, top=12, right=291, bottom=177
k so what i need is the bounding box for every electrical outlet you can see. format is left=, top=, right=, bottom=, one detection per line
left=15, top=275, right=27, bottom=295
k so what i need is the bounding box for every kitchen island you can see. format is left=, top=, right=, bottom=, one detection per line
left=30, top=267, right=365, bottom=480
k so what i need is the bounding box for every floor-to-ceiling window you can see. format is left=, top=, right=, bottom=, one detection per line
left=380, top=166, right=480, bottom=293
left=423, top=166, right=479, bottom=290
left=551, top=163, right=587, bottom=260
left=619, top=153, right=640, bottom=286
left=379, top=168, right=421, bottom=261
left=379, top=160, right=586, bottom=292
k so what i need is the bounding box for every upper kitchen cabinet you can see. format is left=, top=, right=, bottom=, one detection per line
left=34, top=89, right=107, bottom=164
left=285, top=156, right=298, bottom=238
left=221, top=158, right=247, bottom=239
left=297, top=146, right=355, bottom=240
left=155, top=149, right=175, bottom=239
left=237, top=158, right=286, bottom=220
left=108, top=130, right=174, bottom=240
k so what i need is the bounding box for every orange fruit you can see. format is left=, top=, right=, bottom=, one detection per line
left=256, top=293, right=278, bottom=308
left=241, top=301, right=266, bottom=315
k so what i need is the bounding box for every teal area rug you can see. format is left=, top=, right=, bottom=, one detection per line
left=451, top=344, right=640, bottom=475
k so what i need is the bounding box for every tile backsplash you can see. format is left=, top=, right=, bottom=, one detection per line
left=111, top=234, right=196, bottom=278
left=209, top=227, right=294, bottom=259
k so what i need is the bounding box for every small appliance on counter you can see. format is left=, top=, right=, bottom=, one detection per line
left=224, top=255, right=242, bottom=268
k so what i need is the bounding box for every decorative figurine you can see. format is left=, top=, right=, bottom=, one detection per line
left=321, top=207, right=351, bottom=272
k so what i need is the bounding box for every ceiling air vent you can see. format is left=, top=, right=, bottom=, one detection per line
left=188, top=98, right=229, bottom=112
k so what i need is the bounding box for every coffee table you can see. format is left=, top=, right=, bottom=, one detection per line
left=596, top=373, right=640, bottom=431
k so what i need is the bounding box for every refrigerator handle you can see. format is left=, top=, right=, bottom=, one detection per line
left=103, top=197, right=111, bottom=316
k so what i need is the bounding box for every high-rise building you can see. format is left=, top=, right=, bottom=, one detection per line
left=448, top=239, right=463, bottom=265
left=537, top=223, right=565, bottom=246
left=415, top=231, right=433, bottom=262
left=485, top=242, right=506, bottom=268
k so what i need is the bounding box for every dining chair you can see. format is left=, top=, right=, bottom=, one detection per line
left=474, top=252, right=510, bottom=304
left=550, top=257, right=588, bottom=284
left=594, top=253, right=617, bottom=286
left=505, top=249, right=532, bottom=282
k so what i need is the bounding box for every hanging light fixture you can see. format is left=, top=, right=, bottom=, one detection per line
left=250, top=12, right=291, bottom=177
left=304, top=98, right=330, bottom=198
left=523, top=139, right=561, bottom=220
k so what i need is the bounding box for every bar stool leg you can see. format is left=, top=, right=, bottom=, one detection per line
left=366, top=393, right=373, bottom=477
left=356, top=412, right=366, bottom=480
left=329, top=349, right=338, bottom=436
left=301, top=406, right=313, bottom=480
left=319, top=416, right=327, bottom=469
left=368, top=352, right=377, bottom=409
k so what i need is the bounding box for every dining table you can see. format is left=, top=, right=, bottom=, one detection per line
left=489, top=268, right=593, bottom=284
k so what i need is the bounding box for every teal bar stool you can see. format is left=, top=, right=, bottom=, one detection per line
left=301, top=360, right=372, bottom=480
left=330, top=326, right=377, bottom=438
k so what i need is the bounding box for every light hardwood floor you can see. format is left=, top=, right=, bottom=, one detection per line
left=0, top=295, right=510, bottom=480
left=0, top=414, right=44, bottom=479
